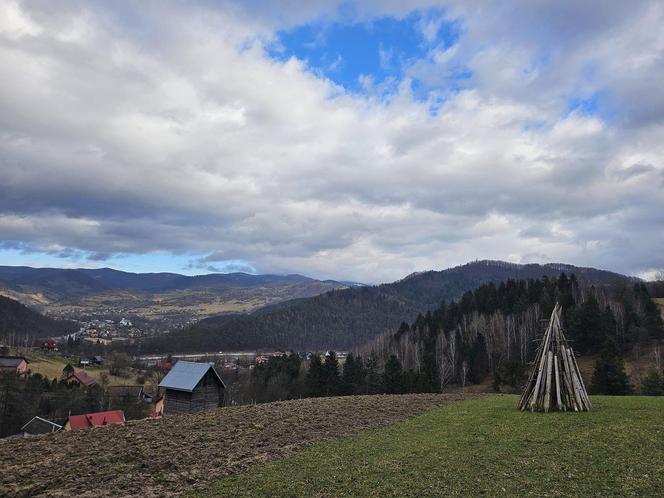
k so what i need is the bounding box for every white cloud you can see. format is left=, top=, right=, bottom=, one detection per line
left=0, top=1, right=663, bottom=283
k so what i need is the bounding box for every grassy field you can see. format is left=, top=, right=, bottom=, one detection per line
left=24, top=351, right=143, bottom=386
left=208, top=395, right=664, bottom=497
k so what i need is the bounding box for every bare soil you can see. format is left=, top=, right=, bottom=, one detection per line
left=0, top=393, right=475, bottom=497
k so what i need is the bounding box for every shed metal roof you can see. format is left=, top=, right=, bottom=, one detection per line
left=0, top=356, right=28, bottom=367
left=159, top=361, right=225, bottom=392
left=21, top=416, right=62, bottom=434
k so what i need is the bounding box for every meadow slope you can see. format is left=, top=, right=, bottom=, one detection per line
left=209, top=395, right=664, bottom=497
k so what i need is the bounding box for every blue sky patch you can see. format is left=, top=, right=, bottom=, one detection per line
left=267, top=9, right=462, bottom=97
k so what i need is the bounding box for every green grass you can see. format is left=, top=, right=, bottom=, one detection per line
left=205, top=396, right=664, bottom=497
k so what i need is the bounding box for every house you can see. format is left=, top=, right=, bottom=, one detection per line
left=254, top=354, right=271, bottom=365
left=105, top=385, right=146, bottom=401
left=21, top=416, right=62, bottom=436
left=158, top=361, right=225, bottom=415
left=65, top=370, right=97, bottom=387
left=223, top=362, right=239, bottom=374
left=41, top=339, right=58, bottom=352
left=64, top=410, right=125, bottom=431
left=0, top=356, right=29, bottom=374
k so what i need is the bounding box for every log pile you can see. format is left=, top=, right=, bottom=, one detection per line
left=518, top=303, right=591, bottom=412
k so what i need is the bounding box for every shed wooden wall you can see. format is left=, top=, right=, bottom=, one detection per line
left=164, top=370, right=223, bottom=415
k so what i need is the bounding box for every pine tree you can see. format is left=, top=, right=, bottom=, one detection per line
left=383, top=355, right=403, bottom=394
left=589, top=338, right=633, bottom=395
left=366, top=352, right=382, bottom=394
left=306, top=353, right=324, bottom=397
left=641, top=369, right=664, bottom=396
left=341, top=353, right=356, bottom=395
left=341, top=353, right=365, bottom=395
left=570, top=295, right=606, bottom=353
left=351, top=354, right=366, bottom=394
left=62, top=363, right=74, bottom=379
left=322, top=351, right=341, bottom=396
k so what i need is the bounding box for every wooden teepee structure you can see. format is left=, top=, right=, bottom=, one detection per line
left=518, top=303, right=591, bottom=412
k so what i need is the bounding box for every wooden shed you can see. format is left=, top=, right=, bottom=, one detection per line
left=158, top=361, right=225, bottom=415
left=0, top=356, right=29, bottom=374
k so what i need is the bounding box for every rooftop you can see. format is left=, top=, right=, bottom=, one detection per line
left=159, top=361, right=225, bottom=392
left=67, top=370, right=97, bottom=386
left=0, top=356, right=28, bottom=368
left=66, top=410, right=125, bottom=430
left=21, top=416, right=62, bottom=435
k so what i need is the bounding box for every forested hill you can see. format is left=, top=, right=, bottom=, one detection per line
left=138, top=261, right=634, bottom=353
left=0, top=296, right=75, bottom=344
left=356, top=274, right=663, bottom=392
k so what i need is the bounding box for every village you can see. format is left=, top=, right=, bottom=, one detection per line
left=0, top=342, right=347, bottom=439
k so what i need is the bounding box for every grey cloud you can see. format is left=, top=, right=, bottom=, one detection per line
left=0, top=1, right=663, bottom=283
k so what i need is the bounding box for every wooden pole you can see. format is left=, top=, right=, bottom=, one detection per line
left=518, top=302, right=590, bottom=412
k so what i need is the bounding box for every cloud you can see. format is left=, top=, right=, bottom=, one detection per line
left=0, top=1, right=663, bottom=283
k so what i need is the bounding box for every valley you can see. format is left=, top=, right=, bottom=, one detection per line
left=0, top=266, right=348, bottom=327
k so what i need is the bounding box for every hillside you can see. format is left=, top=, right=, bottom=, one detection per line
left=2, top=395, right=661, bottom=497
left=212, top=396, right=664, bottom=497
left=357, top=274, right=663, bottom=394
left=0, top=394, right=469, bottom=497
left=0, top=296, right=75, bottom=343
left=141, top=260, right=634, bottom=353
left=0, top=266, right=347, bottom=324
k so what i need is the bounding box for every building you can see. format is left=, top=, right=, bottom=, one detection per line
left=21, top=416, right=62, bottom=436
left=254, top=354, right=271, bottom=365
left=159, top=361, right=225, bottom=415
left=40, top=339, right=58, bottom=352
left=64, top=410, right=125, bottom=431
left=0, top=356, right=29, bottom=374
left=105, top=385, right=147, bottom=401
left=65, top=370, right=97, bottom=387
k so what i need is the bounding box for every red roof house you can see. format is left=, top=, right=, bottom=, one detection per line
left=64, top=410, right=125, bottom=431
left=65, top=370, right=97, bottom=387
left=41, top=339, right=58, bottom=351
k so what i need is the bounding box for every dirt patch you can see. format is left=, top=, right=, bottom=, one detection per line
left=0, top=393, right=476, bottom=497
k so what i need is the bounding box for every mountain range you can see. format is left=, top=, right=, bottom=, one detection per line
left=139, top=260, right=637, bottom=353
left=0, top=266, right=349, bottom=324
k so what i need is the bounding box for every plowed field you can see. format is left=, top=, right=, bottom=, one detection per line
left=0, top=394, right=474, bottom=497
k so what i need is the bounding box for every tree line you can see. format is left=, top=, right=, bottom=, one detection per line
left=222, top=350, right=434, bottom=405
left=355, top=274, right=664, bottom=395
left=218, top=274, right=664, bottom=404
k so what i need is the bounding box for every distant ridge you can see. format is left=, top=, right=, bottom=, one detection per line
left=0, top=266, right=345, bottom=299
left=139, top=260, right=635, bottom=353
left=0, top=266, right=349, bottom=322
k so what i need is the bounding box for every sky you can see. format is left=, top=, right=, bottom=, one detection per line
left=0, top=0, right=663, bottom=283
